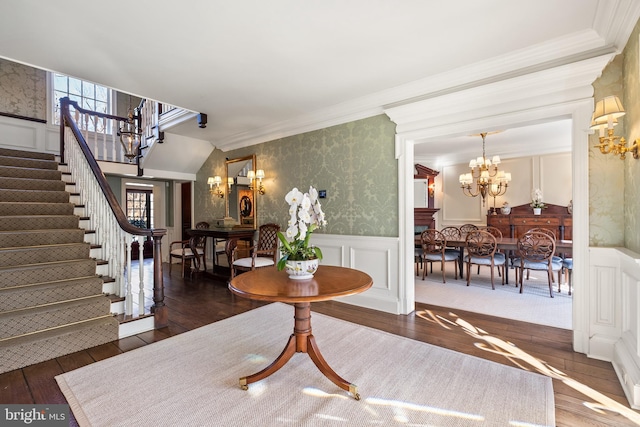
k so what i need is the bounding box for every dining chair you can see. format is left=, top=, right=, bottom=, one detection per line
left=512, top=231, right=561, bottom=298
left=478, top=226, right=504, bottom=276
left=464, top=230, right=505, bottom=289
left=419, top=229, right=458, bottom=282
left=230, top=223, right=280, bottom=278
left=195, top=221, right=210, bottom=271
left=526, top=227, right=563, bottom=282
left=169, top=234, right=207, bottom=278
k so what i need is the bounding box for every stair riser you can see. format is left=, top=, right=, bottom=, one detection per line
left=0, top=202, right=74, bottom=216
left=0, top=165, right=61, bottom=181
left=0, top=215, right=79, bottom=231
left=0, top=260, right=97, bottom=289
left=0, top=243, right=90, bottom=267
left=0, top=297, right=111, bottom=339
left=0, top=177, right=66, bottom=191
left=0, top=229, right=85, bottom=248
left=0, top=148, right=55, bottom=161
left=0, top=318, right=119, bottom=374
left=0, top=277, right=104, bottom=311
left=0, top=156, right=58, bottom=170
left=0, top=189, right=69, bottom=203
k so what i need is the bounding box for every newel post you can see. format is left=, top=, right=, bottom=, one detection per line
left=151, top=233, right=167, bottom=328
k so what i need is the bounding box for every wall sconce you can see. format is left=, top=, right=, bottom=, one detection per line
left=428, top=183, right=435, bottom=198
left=227, top=177, right=234, bottom=193
left=247, top=169, right=266, bottom=194
left=207, top=176, right=224, bottom=198
left=591, top=95, right=638, bottom=160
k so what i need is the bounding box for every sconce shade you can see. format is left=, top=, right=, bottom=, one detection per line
left=256, top=169, right=265, bottom=180
left=593, top=95, right=625, bottom=123
left=247, top=170, right=256, bottom=180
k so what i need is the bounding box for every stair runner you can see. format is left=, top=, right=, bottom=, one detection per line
left=0, top=147, right=118, bottom=374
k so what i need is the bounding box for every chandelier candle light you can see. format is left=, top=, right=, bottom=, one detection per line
left=459, top=132, right=511, bottom=206
left=277, top=186, right=327, bottom=280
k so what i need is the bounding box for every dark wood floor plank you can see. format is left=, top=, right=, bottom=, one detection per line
left=0, top=369, right=32, bottom=404
left=22, top=359, right=66, bottom=404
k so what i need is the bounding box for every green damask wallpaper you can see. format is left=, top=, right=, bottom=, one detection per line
left=590, top=16, right=640, bottom=252
left=623, top=20, right=640, bottom=253
left=195, top=114, right=398, bottom=237
left=0, top=58, right=46, bottom=120
left=591, top=54, right=625, bottom=247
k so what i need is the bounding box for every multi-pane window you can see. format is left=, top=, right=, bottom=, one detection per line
left=51, top=73, right=112, bottom=128
left=126, top=189, right=153, bottom=229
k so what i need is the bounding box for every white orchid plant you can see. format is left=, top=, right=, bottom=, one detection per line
left=276, top=186, right=327, bottom=271
left=530, top=188, right=546, bottom=209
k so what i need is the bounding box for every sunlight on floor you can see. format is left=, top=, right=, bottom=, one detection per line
left=416, top=309, right=640, bottom=426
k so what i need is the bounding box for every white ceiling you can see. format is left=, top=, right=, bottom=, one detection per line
left=0, top=0, right=638, bottom=158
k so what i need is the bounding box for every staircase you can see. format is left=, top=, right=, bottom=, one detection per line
left=0, top=147, right=119, bottom=374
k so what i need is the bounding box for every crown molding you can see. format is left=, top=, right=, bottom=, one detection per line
left=593, top=0, right=640, bottom=51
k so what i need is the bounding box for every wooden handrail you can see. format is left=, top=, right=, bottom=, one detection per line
left=60, top=97, right=164, bottom=239
left=59, top=96, right=168, bottom=327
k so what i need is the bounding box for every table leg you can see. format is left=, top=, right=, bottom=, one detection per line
left=239, top=302, right=360, bottom=400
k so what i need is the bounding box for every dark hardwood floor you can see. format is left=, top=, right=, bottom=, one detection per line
left=1, top=262, right=639, bottom=426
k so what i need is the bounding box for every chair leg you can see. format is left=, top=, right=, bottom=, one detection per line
left=466, top=263, right=471, bottom=286
left=489, top=263, right=495, bottom=290
left=441, top=261, right=446, bottom=283
left=547, top=268, right=554, bottom=298
left=519, top=266, right=524, bottom=294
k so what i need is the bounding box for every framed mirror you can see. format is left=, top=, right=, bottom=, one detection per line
left=225, top=154, right=256, bottom=229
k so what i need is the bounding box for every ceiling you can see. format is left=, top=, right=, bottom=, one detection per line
left=0, top=1, right=638, bottom=158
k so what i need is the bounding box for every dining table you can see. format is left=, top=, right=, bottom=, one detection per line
left=415, top=235, right=573, bottom=284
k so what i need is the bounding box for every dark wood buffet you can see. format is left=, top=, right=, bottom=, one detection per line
left=486, top=203, right=572, bottom=240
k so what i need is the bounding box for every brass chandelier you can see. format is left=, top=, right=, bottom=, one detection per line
left=459, top=132, right=511, bottom=206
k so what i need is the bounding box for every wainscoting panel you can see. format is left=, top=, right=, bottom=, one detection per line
left=0, top=116, right=40, bottom=150
left=598, top=247, right=640, bottom=409
left=311, top=234, right=400, bottom=314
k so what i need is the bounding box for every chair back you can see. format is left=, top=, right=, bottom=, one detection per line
left=225, top=238, right=238, bottom=263
left=420, top=229, right=446, bottom=257
left=459, top=223, right=479, bottom=236
left=480, top=226, right=502, bottom=241
left=517, top=231, right=556, bottom=263
left=527, top=227, right=555, bottom=240
left=255, top=223, right=281, bottom=261
left=188, top=234, right=207, bottom=271
left=465, top=230, right=497, bottom=259
left=440, top=226, right=461, bottom=242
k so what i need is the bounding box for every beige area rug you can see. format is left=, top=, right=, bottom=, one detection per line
left=415, top=265, right=573, bottom=329
left=56, top=303, right=555, bottom=426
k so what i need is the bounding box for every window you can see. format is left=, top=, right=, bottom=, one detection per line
left=126, top=189, right=153, bottom=229
left=51, top=73, right=112, bottom=127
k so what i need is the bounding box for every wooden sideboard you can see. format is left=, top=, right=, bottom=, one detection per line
left=486, top=203, right=572, bottom=240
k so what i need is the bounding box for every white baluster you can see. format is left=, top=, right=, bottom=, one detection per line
left=125, top=234, right=133, bottom=315
left=138, top=240, right=145, bottom=315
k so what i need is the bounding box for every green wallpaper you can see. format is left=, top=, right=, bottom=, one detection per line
left=623, top=20, right=640, bottom=253
left=590, top=16, right=640, bottom=252
left=195, top=114, right=399, bottom=237
left=590, top=54, right=626, bottom=247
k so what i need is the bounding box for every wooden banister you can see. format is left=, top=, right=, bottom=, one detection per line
left=59, top=97, right=168, bottom=328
